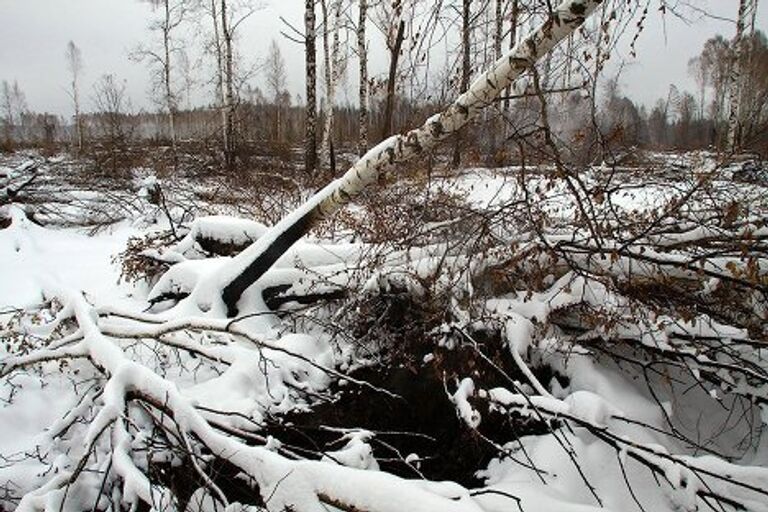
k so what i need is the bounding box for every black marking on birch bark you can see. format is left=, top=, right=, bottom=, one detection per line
left=512, top=57, right=531, bottom=70
left=570, top=2, right=587, bottom=15
left=526, top=39, right=537, bottom=55
left=221, top=208, right=317, bottom=317
left=386, top=146, right=397, bottom=164
left=429, top=121, right=444, bottom=138
left=405, top=132, right=422, bottom=153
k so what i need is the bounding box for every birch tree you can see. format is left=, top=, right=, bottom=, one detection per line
left=132, top=0, right=186, bottom=160
left=305, top=0, right=318, bottom=174
left=357, top=0, right=369, bottom=155
left=220, top=0, right=236, bottom=170
left=206, top=0, right=257, bottom=171
left=727, top=0, right=749, bottom=151
left=319, top=0, right=344, bottom=172
left=452, top=0, right=472, bottom=166
left=501, top=0, right=519, bottom=143
left=216, top=0, right=606, bottom=316
left=376, top=0, right=406, bottom=140
left=266, top=40, right=287, bottom=142
left=65, top=41, right=84, bottom=152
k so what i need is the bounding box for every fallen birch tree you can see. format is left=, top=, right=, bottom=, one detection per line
left=216, top=0, right=605, bottom=316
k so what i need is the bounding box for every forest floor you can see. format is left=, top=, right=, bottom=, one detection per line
left=1, top=148, right=767, bottom=512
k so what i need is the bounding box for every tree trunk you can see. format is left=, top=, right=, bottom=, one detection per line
left=488, top=0, right=503, bottom=163
left=357, top=0, right=368, bottom=155
left=221, top=0, right=236, bottom=171
left=163, top=0, right=178, bottom=161
left=73, top=80, right=83, bottom=153
left=305, top=0, right=318, bottom=175
left=319, top=0, right=342, bottom=172
left=727, top=0, right=748, bottom=152
left=210, top=0, right=227, bottom=166
left=452, top=0, right=472, bottom=167
left=381, top=0, right=405, bottom=140
left=502, top=0, right=519, bottom=143
left=218, top=0, right=604, bottom=316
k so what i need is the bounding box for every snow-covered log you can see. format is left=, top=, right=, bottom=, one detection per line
left=218, top=0, right=604, bottom=316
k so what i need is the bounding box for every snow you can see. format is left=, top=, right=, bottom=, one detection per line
left=2, top=150, right=767, bottom=512
left=0, top=205, right=140, bottom=312
left=452, top=377, right=481, bottom=428
left=171, top=215, right=270, bottom=258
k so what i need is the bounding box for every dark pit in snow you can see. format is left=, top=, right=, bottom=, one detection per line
left=263, top=341, right=565, bottom=486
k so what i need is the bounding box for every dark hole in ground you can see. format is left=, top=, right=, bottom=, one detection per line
left=263, top=339, right=566, bottom=487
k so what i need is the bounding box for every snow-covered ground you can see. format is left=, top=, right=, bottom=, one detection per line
left=1, top=152, right=767, bottom=512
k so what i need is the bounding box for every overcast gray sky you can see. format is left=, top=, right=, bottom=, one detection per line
left=0, top=0, right=765, bottom=118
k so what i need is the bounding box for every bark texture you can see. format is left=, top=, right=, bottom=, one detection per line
left=319, top=0, right=342, bottom=172
left=357, top=0, right=369, bottom=155
left=727, top=0, right=748, bottom=152
left=220, top=0, right=236, bottom=171
left=305, top=0, right=318, bottom=174
left=381, top=3, right=405, bottom=141
left=452, top=0, right=472, bottom=167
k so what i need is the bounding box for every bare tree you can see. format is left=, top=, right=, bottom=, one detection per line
left=319, top=0, right=344, bottom=172
left=92, top=74, right=133, bottom=173
left=220, top=0, right=236, bottom=170
left=305, top=0, right=318, bottom=173
left=687, top=55, right=708, bottom=121
left=376, top=0, right=405, bottom=140
left=1, top=80, right=27, bottom=144
left=452, top=0, right=472, bottom=166
left=206, top=0, right=258, bottom=171
left=357, top=0, right=368, bottom=155
left=65, top=41, right=84, bottom=152
left=727, top=0, right=749, bottom=152
left=266, top=39, right=288, bottom=142
left=136, top=0, right=187, bottom=158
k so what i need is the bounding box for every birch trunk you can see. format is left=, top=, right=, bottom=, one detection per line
left=66, top=42, right=84, bottom=153
left=220, top=0, right=236, bottom=171
left=304, top=0, right=318, bottom=174
left=727, top=0, right=748, bottom=152
left=502, top=0, right=519, bottom=135
left=489, top=0, right=504, bottom=162
left=210, top=0, right=227, bottom=166
left=357, top=0, right=369, bottom=155
left=452, top=0, right=472, bottom=167
left=382, top=0, right=405, bottom=140
left=162, top=0, right=178, bottom=159
left=218, top=0, right=604, bottom=316
left=319, top=0, right=342, bottom=171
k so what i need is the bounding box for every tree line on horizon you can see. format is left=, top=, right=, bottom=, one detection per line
left=1, top=0, right=766, bottom=167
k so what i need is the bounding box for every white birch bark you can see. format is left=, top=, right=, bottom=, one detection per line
left=161, top=0, right=180, bottom=158
left=357, top=0, right=369, bottom=155
left=65, top=41, right=84, bottom=152
left=489, top=0, right=503, bottom=161
left=210, top=0, right=228, bottom=164
left=220, top=0, right=236, bottom=170
left=305, top=0, right=318, bottom=174
left=217, top=0, right=604, bottom=315
left=319, top=0, right=342, bottom=171
left=727, top=0, right=748, bottom=152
